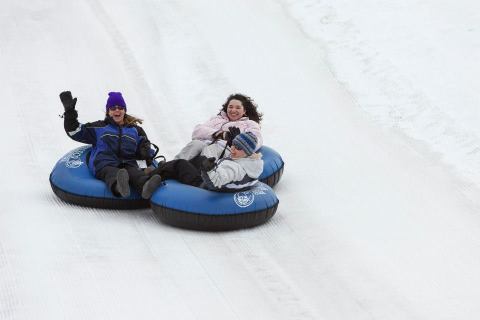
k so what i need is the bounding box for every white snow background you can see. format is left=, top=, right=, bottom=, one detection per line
left=1, top=0, right=480, bottom=319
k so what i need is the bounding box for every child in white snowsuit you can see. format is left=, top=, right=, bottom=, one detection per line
left=152, top=132, right=263, bottom=192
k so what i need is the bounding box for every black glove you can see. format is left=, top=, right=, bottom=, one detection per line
left=138, top=140, right=153, bottom=160
left=225, top=126, right=241, bottom=146
left=200, top=157, right=216, bottom=172
left=59, top=91, right=77, bottom=112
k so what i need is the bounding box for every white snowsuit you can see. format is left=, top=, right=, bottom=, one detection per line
left=201, top=153, right=263, bottom=191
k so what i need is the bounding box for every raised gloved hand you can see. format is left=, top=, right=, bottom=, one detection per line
left=59, top=91, right=77, bottom=112
left=225, top=126, right=241, bottom=146
left=200, top=157, right=216, bottom=172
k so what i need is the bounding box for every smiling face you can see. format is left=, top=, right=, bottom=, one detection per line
left=226, top=99, right=246, bottom=121
left=107, top=106, right=126, bottom=125
left=230, top=145, right=248, bottom=159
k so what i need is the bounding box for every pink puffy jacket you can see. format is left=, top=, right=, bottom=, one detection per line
left=191, top=111, right=263, bottom=149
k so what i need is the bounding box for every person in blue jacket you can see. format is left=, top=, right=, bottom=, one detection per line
left=60, top=91, right=162, bottom=199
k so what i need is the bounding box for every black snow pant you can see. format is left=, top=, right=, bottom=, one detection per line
left=96, top=165, right=150, bottom=196
left=153, top=156, right=204, bottom=187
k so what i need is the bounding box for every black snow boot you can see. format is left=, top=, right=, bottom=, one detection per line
left=141, top=174, right=163, bottom=199
left=114, top=168, right=130, bottom=198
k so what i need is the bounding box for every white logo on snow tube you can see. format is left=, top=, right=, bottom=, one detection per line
left=60, top=146, right=88, bottom=169
left=233, top=184, right=269, bottom=207
left=251, top=185, right=268, bottom=195
left=234, top=191, right=255, bottom=208
left=65, top=159, right=83, bottom=168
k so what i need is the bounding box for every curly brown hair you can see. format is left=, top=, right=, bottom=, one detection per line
left=221, top=93, right=263, bottom=123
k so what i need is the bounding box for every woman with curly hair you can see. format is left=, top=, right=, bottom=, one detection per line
left=175, top=93, right=263, bottom=161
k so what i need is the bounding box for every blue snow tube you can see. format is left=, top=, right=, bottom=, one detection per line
left=49, top=145, right=284, bottom=218
left=150, top=180, right=279, bottom=231
left=258, top=146, right=284, bottom=188
left=49, top=146, right=149, bottom=209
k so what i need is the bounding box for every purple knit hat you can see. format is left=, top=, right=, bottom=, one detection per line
left=106, top=92, right=126, bottom=111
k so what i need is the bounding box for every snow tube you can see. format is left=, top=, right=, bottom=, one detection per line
left=150, top=181, right=279, bottom=231
left=49, top=146, right=149, bottom=209
left=49, top=145, right=283, bottom=214
left=258, top=146, right=284, bottom=188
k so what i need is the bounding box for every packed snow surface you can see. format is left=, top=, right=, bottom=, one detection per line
left=1, top=0, right=480, bottom=319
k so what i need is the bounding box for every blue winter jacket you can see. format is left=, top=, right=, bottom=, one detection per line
left=64, top=110, right=153, bottom=175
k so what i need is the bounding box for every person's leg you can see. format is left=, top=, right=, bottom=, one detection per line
left=125, top=166, right=163, bottom=199
left=96, top=166, right=130, bottom=197
left=176, top=159, right=203, bottom=187
left=189, top=155, right=208, bottom=170
left=151, top=159, right=202, bottom=187
left=174, top=140, right=208, bottom=160
left=141, top=175, right=162, bottom=199
left=124, top=166, right=149, bottom=194
left=150, top=160, right=180, bottom=180
left=200, top=142, right=229, bottom=159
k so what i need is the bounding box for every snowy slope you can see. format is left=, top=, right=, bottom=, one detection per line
left=1, top=0, right=480, bottom=319
left=280, top=0, right=480, bottom=203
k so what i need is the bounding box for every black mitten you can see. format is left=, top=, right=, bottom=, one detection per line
left=59, top=91, right=77, bottom=112
left=211, top=130, right=225, bottom=140
left=138, top=140, right=153, bottom=160
left=64, top=109, right=78, bottom=120
left=200, top=157, right=216, bottom=172
left=225, top=126, right=241, bottom=146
